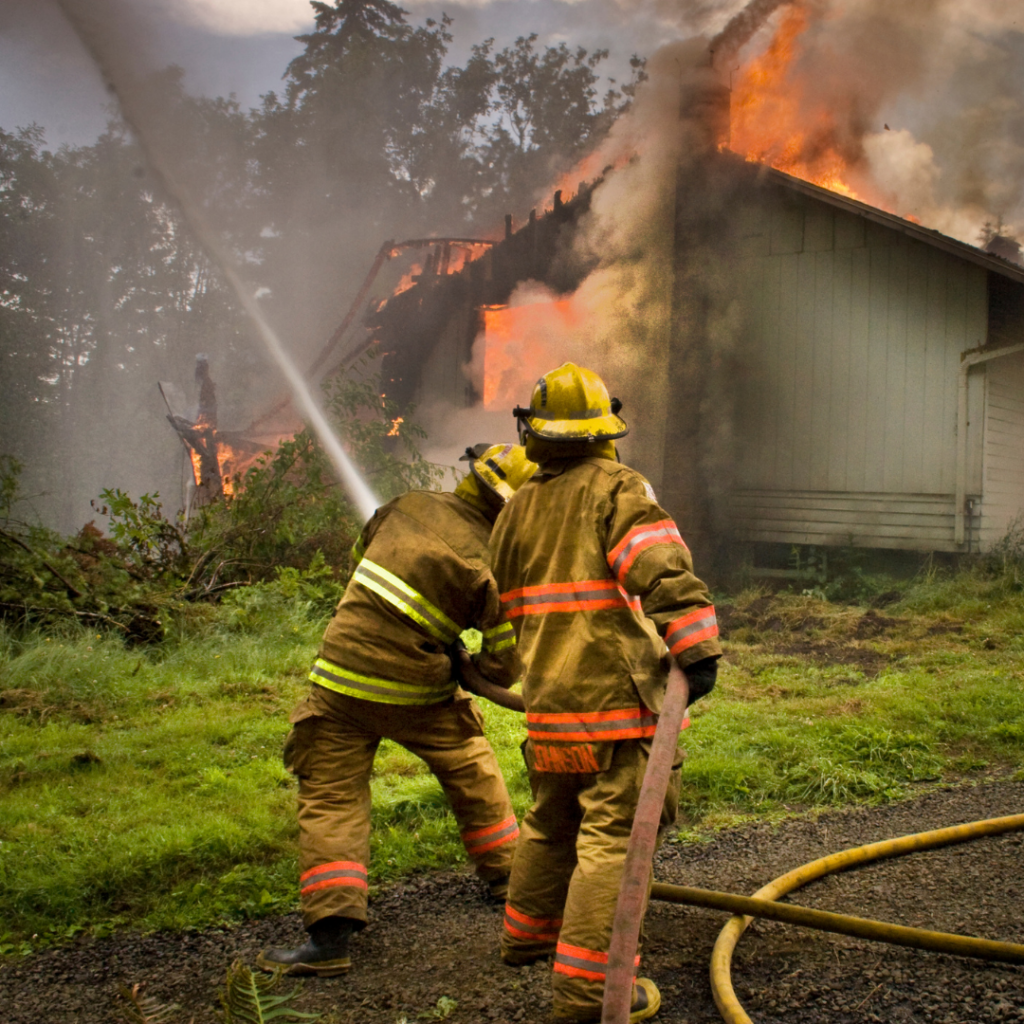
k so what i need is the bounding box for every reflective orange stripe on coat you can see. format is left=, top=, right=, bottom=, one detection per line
left=461, top=814, right=519, bottom=857
left=553, top=941, right=640, bottom=981
left=665, top=605, right=719, bottom=657
left=501, top=579, right=640, bottom=618
left=504, top=904, right=563, bottom=943
left=526, top=706, right=657, bottom=742
left=300, top=861, right=368, bottom=895
left=606, top=518, right=686, bottom=584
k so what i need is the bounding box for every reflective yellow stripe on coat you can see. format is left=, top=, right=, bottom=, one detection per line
left=481, top=620, right=517, bottom=653
left=350, top=536, right=366, bottom=565
left=353, top=558, right=461, bottom=645
left=310, top=657, right=457, bottom=706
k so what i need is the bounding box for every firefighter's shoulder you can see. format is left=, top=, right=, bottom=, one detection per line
left=388, top=489, right=490, bottom=560
left=584, top=457, right=658, bottom=500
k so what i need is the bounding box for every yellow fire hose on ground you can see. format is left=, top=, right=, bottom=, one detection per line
left=601, top=658, right=1024, bottom=1023
left=674, top=812, right=1024, bottom=1024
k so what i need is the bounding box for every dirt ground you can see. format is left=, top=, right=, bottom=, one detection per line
left=2, top=776, right=1022, bottom=1024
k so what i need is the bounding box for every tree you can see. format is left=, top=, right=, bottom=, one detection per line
left=0, top=3, right=645, bottom=534
left=0, top=111, right=256, bottom=532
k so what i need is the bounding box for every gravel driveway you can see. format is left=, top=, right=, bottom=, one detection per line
left=3, top=775, right=1022, bottom=1024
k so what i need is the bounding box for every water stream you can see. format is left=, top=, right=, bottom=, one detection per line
left=54, top=0, right=382, bottom=523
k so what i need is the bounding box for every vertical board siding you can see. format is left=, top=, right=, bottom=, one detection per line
left=811, top=250, right=834, bottom=489
left=776, top=252, right=801, bottom=489
left=763, top=253, right=784, bottom=489
left=418, top=307, right=474, bottom=410
left=966, top=365, right=986, bottom=494
left=734, top=191, right=985, bottom=497
left=902, top=251, right=930, bottom=492
left=792, top=251, right=818, bottom=486
left=884, top=243, right=910, bottom=492
left=981, top=352, right=1024, bottom=548
left=828, top=250, right=854, bottom=490
left=864, top=245, right=891, bottom=491
left=846, top=247, right=872, bottom=492
left=923, top=247, right=953, bottom=491
left=733, top=255, right=762, bottom=487
left=731, top=185, right=992, bottom=549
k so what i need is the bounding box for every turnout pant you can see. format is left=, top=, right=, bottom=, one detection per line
left=501, top=739, right=680, bottom=1021
left=286, top=684, right=519, bottom=928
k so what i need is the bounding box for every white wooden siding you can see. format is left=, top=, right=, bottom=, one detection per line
left=980, top=352, right=1024, bottom=549
left=729, top=188, right=989, bottom=550
left=727, top=490, right=975, bottom=551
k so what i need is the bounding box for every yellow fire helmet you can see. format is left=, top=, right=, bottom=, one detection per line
left=464, top=443, right=538, bottom=503
left=513, top=362, right=628, bottom=441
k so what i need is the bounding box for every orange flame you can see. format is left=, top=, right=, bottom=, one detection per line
left=549, top=148, right=635, bottom=212
left=185, top=422, right=271, bottom=499
left=393, top=262, right=422, bottom=295
left=480, top=298, right=587, bottom=409
left=215, top=442, right=247, bottom=496
left=446, top=243, right=489, bottom=275
left=729, top=5, right=861, bottom=200
left=390, top=243, right=492, bottom=298
left=387, top=416, right=404, bottom=437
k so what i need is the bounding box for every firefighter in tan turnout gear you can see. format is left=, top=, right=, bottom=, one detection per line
left=490, top=364, right=722, bottom=1023
left=258, top=443, right=537, bottom=977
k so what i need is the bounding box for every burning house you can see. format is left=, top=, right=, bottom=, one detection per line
left=356, top=66, right=1024, bottom=568
left=159, top=355, right=278, bottom=518
left=707, top=166, right=1024, bottom=560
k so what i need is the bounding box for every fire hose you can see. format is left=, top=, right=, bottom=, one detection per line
left=602, top=661, right=691, bottom=1023
left=691, top=812, right=1024, bottom=1024
left=601, top=662, right=1024, bottom=1023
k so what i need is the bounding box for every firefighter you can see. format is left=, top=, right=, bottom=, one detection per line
left=258, top=443, right=537, bottom=977
left=490, top=364, right=722, bottom=1023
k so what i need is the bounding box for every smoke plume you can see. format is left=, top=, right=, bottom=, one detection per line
left=727, top=0, right=1024, bottom=244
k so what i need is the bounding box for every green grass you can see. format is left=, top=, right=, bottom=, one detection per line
left=2, top=568, right=1024, bottom=951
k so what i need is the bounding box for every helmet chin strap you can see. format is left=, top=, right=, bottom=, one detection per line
left=514, top=412, right=529, bottom=446
left=525, top=435, right=617, bottom=465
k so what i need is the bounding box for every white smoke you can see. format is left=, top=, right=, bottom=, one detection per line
left=165, top=0, right=312, bottom=35
left=729, top=0, right=1024, bottom=246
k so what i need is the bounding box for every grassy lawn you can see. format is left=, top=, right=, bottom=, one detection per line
left=2, top=568, right=1023, bottom=952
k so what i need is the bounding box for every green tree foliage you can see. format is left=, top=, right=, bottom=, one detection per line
left=481, top=35, right=624, bottom=209
left=0, top=115, right=256, bottom=532
left=0, top=362, right=443, bottom=639
left=0, top=1, right=641, bottom=540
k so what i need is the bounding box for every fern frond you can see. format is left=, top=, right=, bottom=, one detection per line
left=118, top=982, right=181, bottom=1024
left=219, top=961, right=321, bottom=1023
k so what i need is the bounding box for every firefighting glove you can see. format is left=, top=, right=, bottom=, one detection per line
left=447, top=636, right=468, bottom=687
left=682, top=655, right=719, bottom=703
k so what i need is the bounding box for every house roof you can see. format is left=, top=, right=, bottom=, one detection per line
left=764, top=166, right=1024, bottom=287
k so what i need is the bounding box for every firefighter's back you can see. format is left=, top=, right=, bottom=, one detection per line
left=491, top=456, right=663, bottom=716
left=317, top=490, right=493, bottom=704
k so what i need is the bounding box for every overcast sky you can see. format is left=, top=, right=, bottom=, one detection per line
left=0, top=0, right=743, bottom=148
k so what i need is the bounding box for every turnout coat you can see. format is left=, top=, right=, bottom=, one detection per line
left=313, top=490, right=517, bottom=704
left=489, top=456, right=720, bottom=769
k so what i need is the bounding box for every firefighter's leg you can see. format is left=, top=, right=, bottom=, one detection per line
left=550, top=741, right=651, bottom=1022
left=394, top=693, right=519, bottom=886
left=501, top=767, right=583, bottom=965
left=258, top=687, right=378, bottom=975
left=289, top=687, right=381, bottom=928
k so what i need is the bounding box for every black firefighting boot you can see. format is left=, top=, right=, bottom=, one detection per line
left=256, top=915, right=357, bottom=977
left=552, top=978, right=661, bottom=1023
left=487, top=874, right=511, bottom=902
